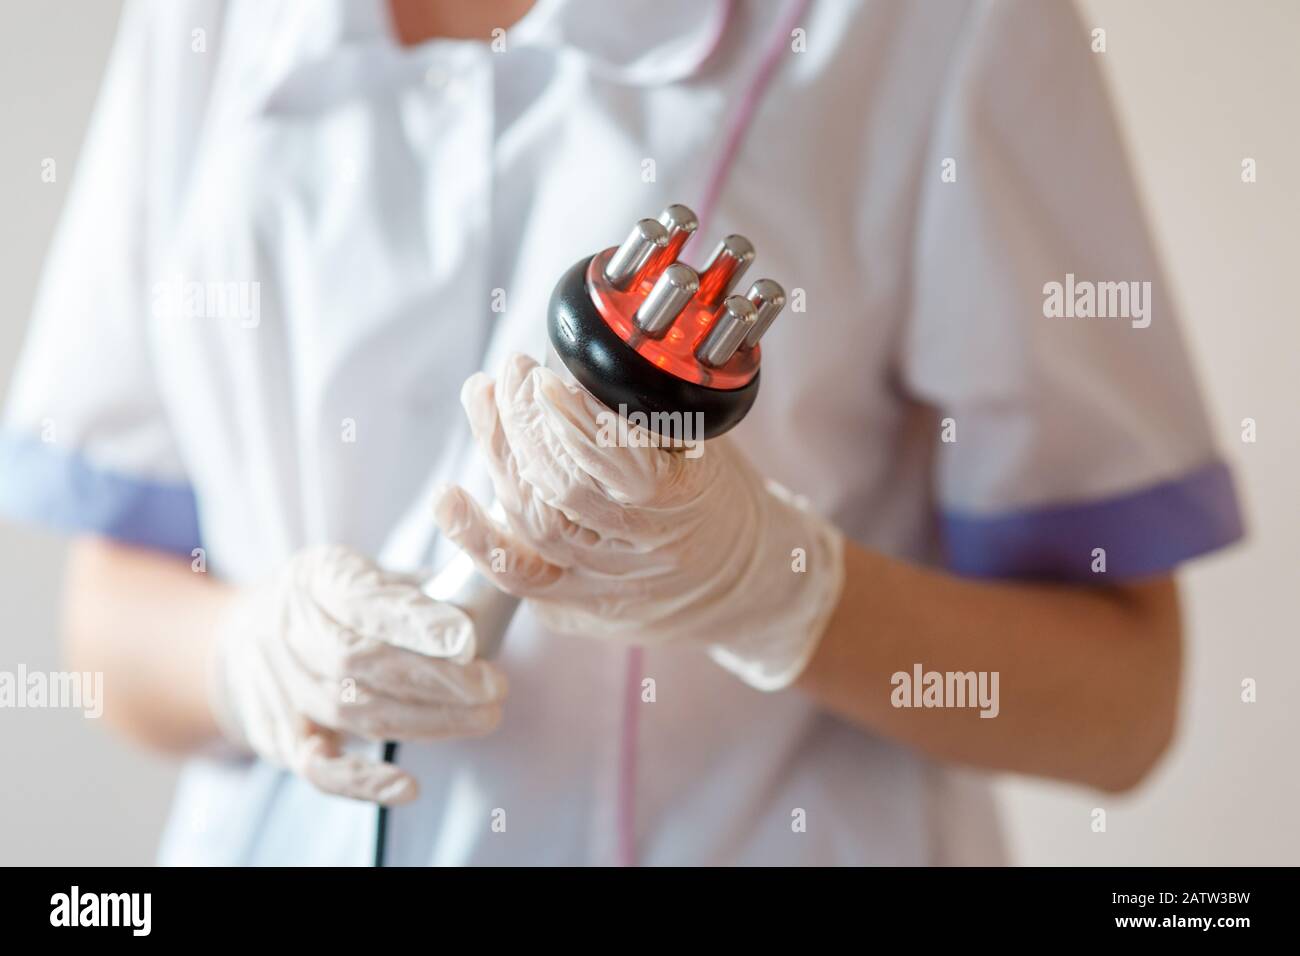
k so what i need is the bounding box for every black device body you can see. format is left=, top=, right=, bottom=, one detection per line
left=547, top=255, right=760, bottom=440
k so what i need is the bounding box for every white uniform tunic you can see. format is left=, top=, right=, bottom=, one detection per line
left=0, top=0, right=1241, bottom=865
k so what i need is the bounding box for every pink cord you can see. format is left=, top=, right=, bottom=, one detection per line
left=613, top=0, right=812, bottom=868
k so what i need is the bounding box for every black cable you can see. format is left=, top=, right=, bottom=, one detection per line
left=373, top=740, right=398, bottom=867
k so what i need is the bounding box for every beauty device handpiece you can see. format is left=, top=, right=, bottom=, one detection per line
left=374, top=205, right=787, bottom=864
left=424, top=203, right=787, bottom=657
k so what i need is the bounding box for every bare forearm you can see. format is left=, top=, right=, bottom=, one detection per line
left=798, top=542, right=1181, bottom=792
left=61, top=536, right=233, bottom=753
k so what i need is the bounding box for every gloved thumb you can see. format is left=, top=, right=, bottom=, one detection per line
left=295, top=725, right=419, bottom=806
left=433, top=484, right=566, bottom=599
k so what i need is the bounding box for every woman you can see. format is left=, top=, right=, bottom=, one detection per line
left=0, top=0, right=1241, bottom=865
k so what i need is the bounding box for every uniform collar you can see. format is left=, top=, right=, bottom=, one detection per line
left=344, top=0, right=733, bottom=84
left=506, top=0, right=733, bottom=85
left=260, top=0, right=731, bottom=116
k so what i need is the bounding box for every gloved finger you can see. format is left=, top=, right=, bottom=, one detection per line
left=272, top=627, right=508, bottom=711
left=494, top=353, right=586, bottom=510
left=287, top=576, right=478, bottom=682
left=284, top=597, right=501, bottom=701
left=296, top=544, right=476, bottom=661
left=496, top=362, right=642, bottom=533
left=493, top=353, right=587, bottom=508
left=294, top=726, right=419, bottom=806
left=433, top=484, right=576, bottom=600
left=491, top=355, right=686, bottom=556
left=339, top=579, right=477, bottom=661
left=354, top=653, right=509, bottom=707
left=531, top=367, right=732, bottom=545
left=343, top=699, right=504, bottom=742
left=532, top=366, right=679, bottom=506
left=462, top=372, right=530, bottom=520
left=290, top=668, right=504, bottom=742
left=463, top=373, right=602, bottom=564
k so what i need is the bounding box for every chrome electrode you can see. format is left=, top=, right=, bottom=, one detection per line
left=647, top=204, right=699, bottom=275
left=741, top=278, right=787, bottom=349
left=696, top=234, right=756, bottom=308
left=635, top=262, right=700, bottom=336
left=696, top=295, right=758, bottom=367
left=604, top=218, right=669, bottom=289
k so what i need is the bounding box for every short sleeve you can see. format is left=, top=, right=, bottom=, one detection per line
left=900, top=0, right=1243, bottom=581
left=0, top=2, right=200, bottom=556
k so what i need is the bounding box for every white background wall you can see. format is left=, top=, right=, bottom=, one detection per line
left=1, top=0, right=1296, bottom=865
left=1000, top=0, right=1300, bottom=865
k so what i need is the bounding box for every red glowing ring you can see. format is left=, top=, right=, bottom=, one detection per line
left=585, top=248, right=760, bottom=389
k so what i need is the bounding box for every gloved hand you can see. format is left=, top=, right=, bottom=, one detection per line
left=207, top=544, right=507, bottom=805
left=434, top=354, right=845, bottom=690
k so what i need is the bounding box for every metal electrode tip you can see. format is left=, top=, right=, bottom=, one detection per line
left=696, top=234, right=756, bottom=309
left=635, top=262, right=700, bottom=336
left=656, top=204, right=699, bottom=258
left=643, top=204, right=699, bottom=279
left=741, top=279, right=786, bottom=349
left=696, top=295, right=758, bottom=368
left=604, top=218, right=669, bottom=289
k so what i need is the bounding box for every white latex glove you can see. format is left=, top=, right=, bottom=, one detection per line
left=207, top=544, right=507, bottom=805
left=434, top=354, right=845, bottom=691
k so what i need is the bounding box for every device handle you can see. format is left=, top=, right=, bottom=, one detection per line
left=375, top=520, right=519, bottom=866
left=422, top=549, right=518, bottom=659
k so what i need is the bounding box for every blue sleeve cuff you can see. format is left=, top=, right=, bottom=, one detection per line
left=941, top=459, right=1244, bottom=582
left=0, top=431, right=202, bottom=558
